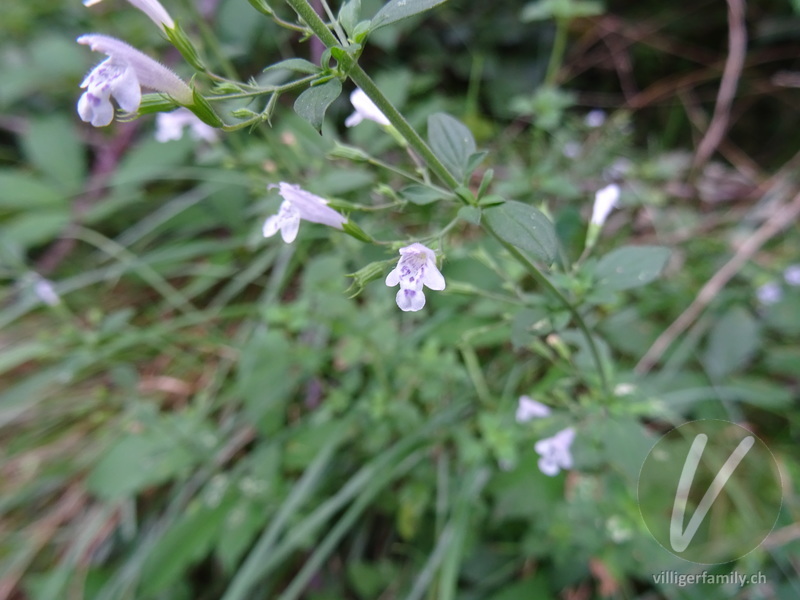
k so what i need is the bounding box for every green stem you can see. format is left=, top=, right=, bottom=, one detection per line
left=318, top=0, right=348, bottom=44
left=482, top=220, right=610, bottom=395
left=544, top=17, right=569, bottom=86
left=283, top=0, right=460, bottom=190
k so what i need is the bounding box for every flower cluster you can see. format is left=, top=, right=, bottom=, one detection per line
left=515, top=396, right=576, bottom=476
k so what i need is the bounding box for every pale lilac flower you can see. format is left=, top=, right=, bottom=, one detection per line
left=515, top=395, right=551, bottom=423
left=605, top=157, right=633, bottom=180
left=783, top=265, right=800, bottom=287
left=562, top=141, right=581, bottom=159
left=534, top=427, right=575, bottom=476
left=155, top=108, right=217, bottom=143
left=345, top=88, right=390, bottom=128
left=756, top=281, right=782, bottom=306
left=83, top=0, right=174, bottom=31
left=584, top=109, right=606, bottom=128
left=77, top=34, right=192, bottom=127
left=262, top=182, right=347, bottom=244
left=34, top=278, right=60, bottom=306
left=385, top=243, right=445, bottom=312
left=590, top=183, right=620, bottom=227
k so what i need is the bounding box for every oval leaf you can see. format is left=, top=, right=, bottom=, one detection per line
left=703, top=306, right=760, bottom=379
left=264, top=58, right=321, bottom=74
left=400, top=184, right=446, bottom=205
left=483, top=200, right=558, bottom=265
left=371, top=0, right=449, bottom=30
left=427, top=112, right=476, bottom=183
left=293, top=79, right=343, bottom=132
left=594, top=245, right=671, bottom=291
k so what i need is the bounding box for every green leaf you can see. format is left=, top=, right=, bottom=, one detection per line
left=371, top=0, right=449, bottom=30
left=521, top=0, right=603, bottom=21
left=21, top=116, right=86, bottom=193
left=86, top=414, right=209, bottom=500
left=264, top=58, right=321, bottom=74
left=457, top=205, right=482, bottom=225
left=703, top=306, right=760, bottom=379
left=141, top=500, right=232, bottom=595
left=0, top=170, right=63, bottom=210
left=293, top=79, right=343, bottom=132
left=483, top=200, right=558, bottom=265
left=1, top=210, right=70, bottom=249
left=427, top=112, right=476, bottom=183
left=339, top=0, right=361, bottom=36
left=400, top=184, right=446, bottom=205
left=594, top=245, right=671, bottom=291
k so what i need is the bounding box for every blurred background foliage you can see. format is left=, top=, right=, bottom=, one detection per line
left=1, top=0, right=799, bottom=599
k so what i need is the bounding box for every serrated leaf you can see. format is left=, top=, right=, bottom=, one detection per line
left=703, top=306, right=760, bottom=379
left=371, top=0, right=449, bottom=30
left=483, top=200, right=558, bottom=265
left=264, top=58, right=321, bottom=74
left=293, top=79, right=343, bottom=132
left=428, top=112, right=476, bottom=183
left=594, top=246, right=671, bottom=291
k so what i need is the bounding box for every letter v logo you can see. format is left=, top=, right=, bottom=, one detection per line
left=669, top=433, right=755, bottom=552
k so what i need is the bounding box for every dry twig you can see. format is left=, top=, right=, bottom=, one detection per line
left=691, top=0, right=747, bottom=170
left=635, top=187, right=800, bottom=374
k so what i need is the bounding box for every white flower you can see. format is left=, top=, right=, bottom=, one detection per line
left=345, top=88, right=390, bottom=128
left=385, top=243, right=445, bottom=312
left=262, top=182, right=347, bottom=244
left=590, top=183, right=620, bottom=226
left=584, top=109, right=606, bottom=128
left=34, top=278, right=60, bottom=306
left=155, top=108, right=217, bottom=143
left=83, top=0, right=174, bottom=31
left=784, top=265, right=800, bottom=287
left=77, top=34, right=192, bottom=127
left=534, top=427, right=575, bottom=476
left=515, top=395, right=551, bottom=423
left=756, top=281, right=782, bottom=306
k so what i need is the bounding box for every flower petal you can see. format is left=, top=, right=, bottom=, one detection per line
left=110, top=64, right=142, bottom=113
left=78, top=92, right=115, bottom=127
left=396, top=287, right=425, bottom=312
left=538, top=456, right=561, bottom=476
left=262, top=215, right=281, bottom=238
left=385, top=267, right=400, bottom=287
left=279, top=216, right=300, bottom=243
left=344, top=112, right=363, bottom=128
left=422, top=260, right=446, bottom=290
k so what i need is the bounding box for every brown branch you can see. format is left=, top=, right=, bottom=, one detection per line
left=691, top=0, right=747, bottom=170
left=635, top=186, right=800, bottom=375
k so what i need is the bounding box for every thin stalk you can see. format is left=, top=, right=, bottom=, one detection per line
left=283, top=0, right=460, bottom=189
left=482, top=220, right=610, bottom=395
left=318, top=0, right=348, bottom=44
left=544, top=17, right=569, bottom=86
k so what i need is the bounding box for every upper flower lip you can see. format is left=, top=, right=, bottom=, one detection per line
left=78, top=34, right=193, bottom=105
left=261, top=182, right=347, bottom=244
